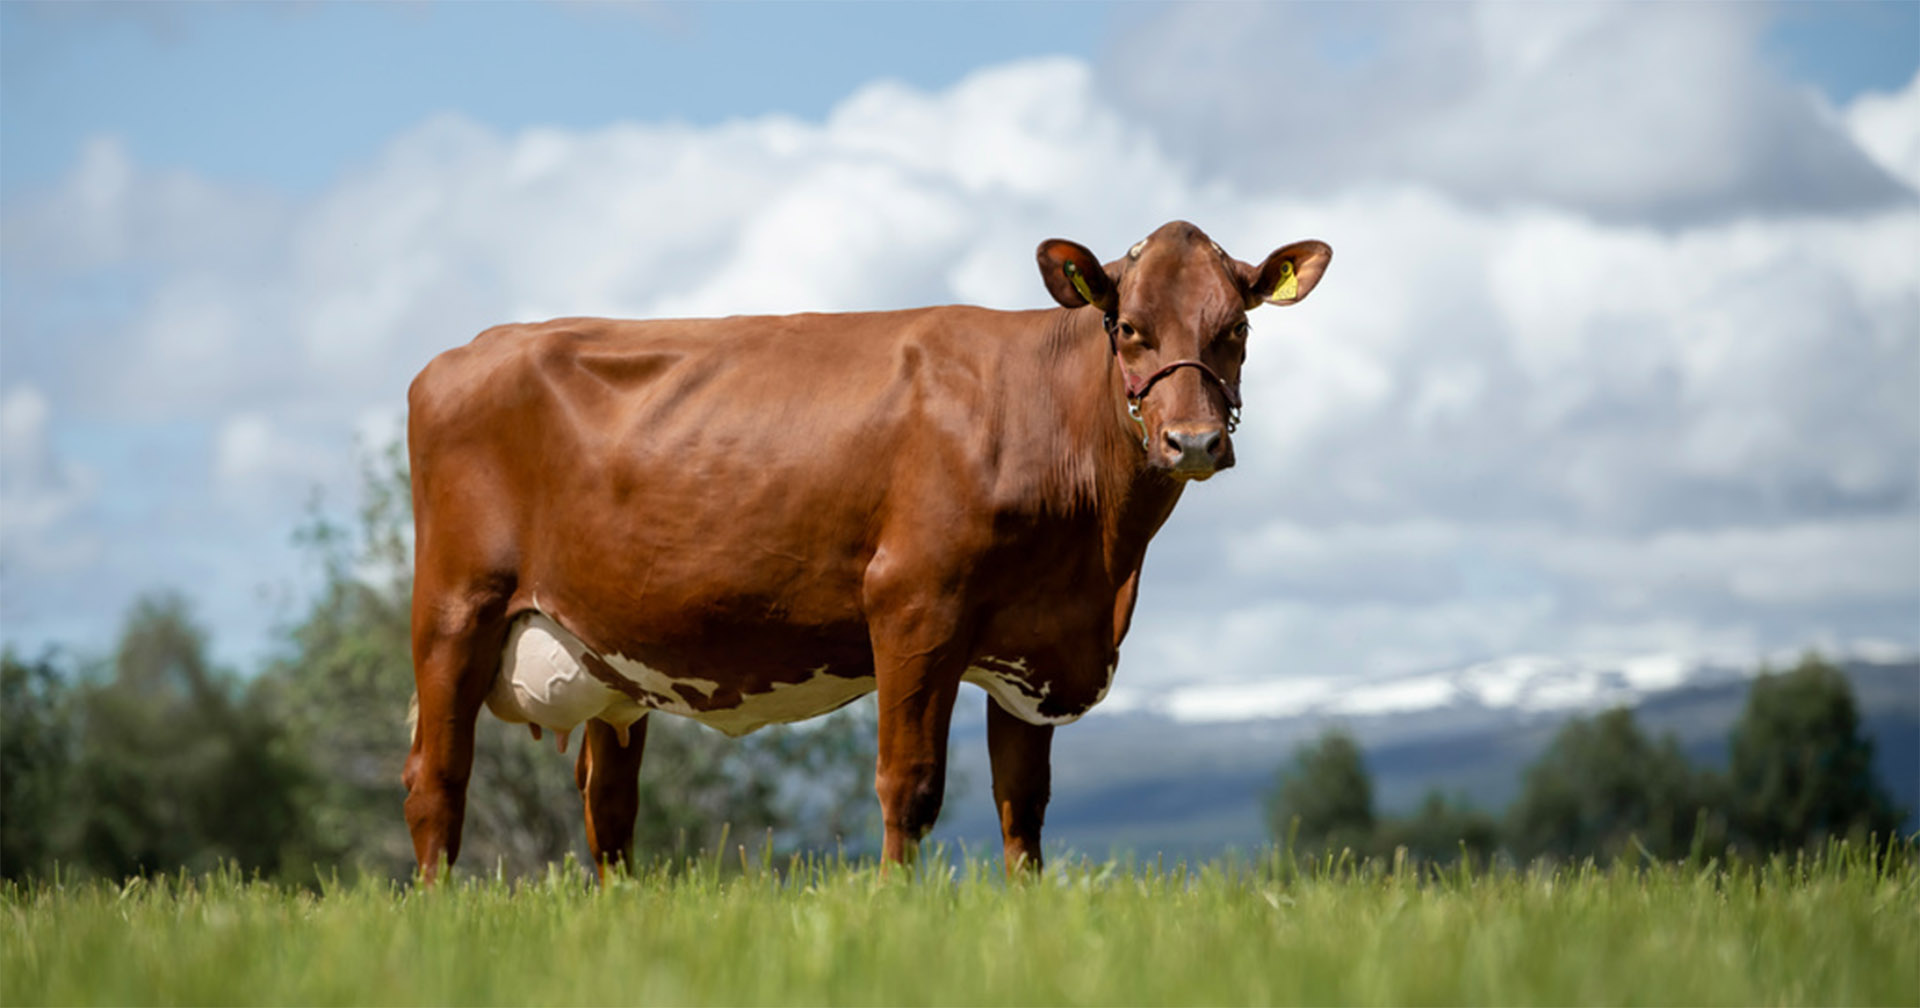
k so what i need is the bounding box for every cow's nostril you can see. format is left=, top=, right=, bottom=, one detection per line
left=1163, top=428, right=1225, bottom=471
left=1165, top=428, right=1223, bottom=457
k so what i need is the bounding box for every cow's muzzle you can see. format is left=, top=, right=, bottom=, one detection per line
left=1158, top=424, right=1232, bottom=479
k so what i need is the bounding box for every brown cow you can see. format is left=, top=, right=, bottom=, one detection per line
left=403, top=220, right=1330, bottom=877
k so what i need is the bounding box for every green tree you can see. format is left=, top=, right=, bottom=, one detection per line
left=1729, top=654, right=1905, bottom=853
left=64, top=593, right=310, bottom=879
left=1267, top=728, right=1377, bottom=855
left=1506, top=707, right=1719, bottom=862
left=1, top=649, right=77, bottom=879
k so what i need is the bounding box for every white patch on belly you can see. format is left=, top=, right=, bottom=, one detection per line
left=964, top=655, right=1104, bottom=727
left=672, top=670, right=877, bottom=738
left=487, top=612, right=874, bottom=740
left=600, top=652, right=724, bottom=714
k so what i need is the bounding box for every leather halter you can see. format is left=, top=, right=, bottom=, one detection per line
left=1103, top=311, right=1243, bottom=446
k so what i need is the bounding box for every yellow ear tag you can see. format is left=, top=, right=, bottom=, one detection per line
left=1268, top=260, right=1299, bottom=303
left=1065, top=262, right=1097, bottom=305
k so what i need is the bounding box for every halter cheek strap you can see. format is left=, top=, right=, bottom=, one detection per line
left=1104, top=312, right=1243, bottom=447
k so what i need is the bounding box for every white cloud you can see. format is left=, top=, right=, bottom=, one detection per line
left=2, top=12, right=1915, bottom=683
left=1, top=135, right=288, bottom=277
left=51, top=136, right=134, bottom=267
left=1846, top=68, right=1920, bottom=192
left=0, top=385, right=100, bottom=575
left=1103, top=2, right=1909, bottom=224
left=213, top=412, right=341, bottom=506
left=1538, top=517, right=1919, bottom=608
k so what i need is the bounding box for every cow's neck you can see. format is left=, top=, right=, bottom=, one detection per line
left=1047, top=308, right=1188, bottom=580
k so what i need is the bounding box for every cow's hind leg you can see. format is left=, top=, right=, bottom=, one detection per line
left=575, top=716, right=648, bottom=878
left=403, top=587, right=510, bottom=880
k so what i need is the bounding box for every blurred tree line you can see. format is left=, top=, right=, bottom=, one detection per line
left=1, top=447, right=876, bottom=884
left=1267, top=655, right=1910, bottom=865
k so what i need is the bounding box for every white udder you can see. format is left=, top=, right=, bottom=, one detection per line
left=484, top=613, right=649, bottom=745
left=485, top=611, right=874, bottom=740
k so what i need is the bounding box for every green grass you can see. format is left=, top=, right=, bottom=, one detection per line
left=5, top=846, right=1917, bottom=1006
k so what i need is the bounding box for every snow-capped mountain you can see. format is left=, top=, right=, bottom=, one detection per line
left=1097, top=641, right=1915, bottom=725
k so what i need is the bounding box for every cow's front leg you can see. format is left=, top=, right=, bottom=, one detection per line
left=868, top=608, right=967, bottom=868
left=575, top=715, right=648, bottom=879
left=987, top=697, right=1053, bottom=875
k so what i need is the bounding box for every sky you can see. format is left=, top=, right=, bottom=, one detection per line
left=2, top=1, right=1917, bottom=712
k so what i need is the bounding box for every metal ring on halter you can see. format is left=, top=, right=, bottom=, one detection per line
left=1126, top=399, right=1148, bottom=448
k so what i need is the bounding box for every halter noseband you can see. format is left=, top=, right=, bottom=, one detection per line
left=1103, top=311, right=1243, bottom=448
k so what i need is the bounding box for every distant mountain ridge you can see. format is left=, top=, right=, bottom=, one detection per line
left=1101, top=644, right=1913, bottom=723
left=929, top=653, right=1920, bottom=861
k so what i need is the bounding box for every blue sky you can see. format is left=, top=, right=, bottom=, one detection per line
left=4, top=3, right=1129, bottom=193
left=2, top=2, right=1916, bottom=709
left=6, top=2, right=1913, bottom=195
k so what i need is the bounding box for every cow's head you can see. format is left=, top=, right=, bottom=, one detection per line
left=1037, top=221, right=1330, bottom=480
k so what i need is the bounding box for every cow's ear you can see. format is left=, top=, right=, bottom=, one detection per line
left=1243, top=240, right=1332, bottom=309
left=1037, top=239, right=1116, bottom=312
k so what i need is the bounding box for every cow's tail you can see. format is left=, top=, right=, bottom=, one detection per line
left=405, top=692, right=421, bottom=748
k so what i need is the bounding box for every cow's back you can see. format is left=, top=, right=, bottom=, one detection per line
left=412, top=312, right=918, bottom=602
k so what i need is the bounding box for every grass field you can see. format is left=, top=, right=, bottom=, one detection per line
left=5, top=845, right=1917, bottom=1006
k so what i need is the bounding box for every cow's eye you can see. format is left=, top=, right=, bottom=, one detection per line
left=1233, top=321, right=1251, bottom=340
left=1118, top=321, right=1140, bottom=341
